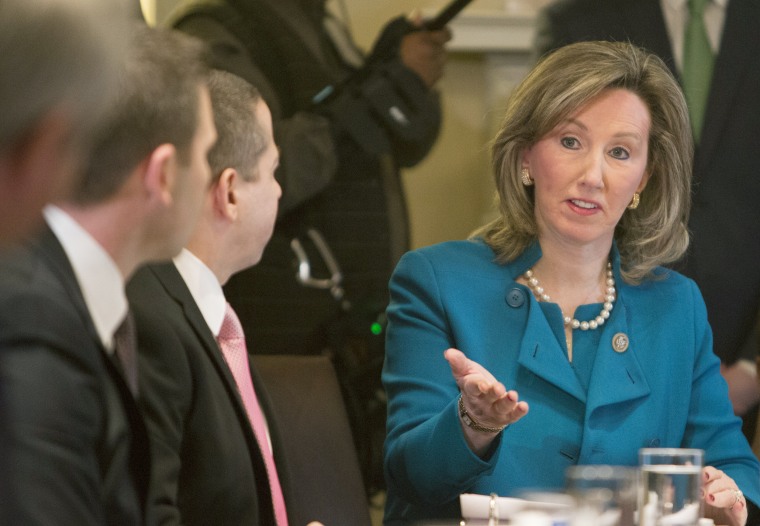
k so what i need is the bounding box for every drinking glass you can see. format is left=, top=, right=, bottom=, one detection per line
left=565, top=465, right=637, bottom=526
left=638, top=448, right=704, bottom=526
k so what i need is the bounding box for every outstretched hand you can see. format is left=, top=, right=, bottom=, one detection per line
left=444, top=348, right=528, bottom=454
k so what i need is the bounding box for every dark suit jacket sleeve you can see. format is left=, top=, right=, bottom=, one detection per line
left=0, top=285, right=108, bottom=525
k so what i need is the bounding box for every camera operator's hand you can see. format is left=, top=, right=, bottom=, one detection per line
left=400, top=13, right=451, bottom=88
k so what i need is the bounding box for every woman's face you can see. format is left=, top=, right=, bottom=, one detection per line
left=523, top=88, right=651, bottom=251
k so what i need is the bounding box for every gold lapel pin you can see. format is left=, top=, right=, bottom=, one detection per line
left=612, top=333, right=629, bottom=353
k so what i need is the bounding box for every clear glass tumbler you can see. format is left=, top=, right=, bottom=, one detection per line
left=638, top=448, right=704, bottom=526
left=565, top=465, right=637, bottom=526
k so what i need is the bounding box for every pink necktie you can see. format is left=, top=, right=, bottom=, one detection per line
left=217, top=302, right=289, bottom=526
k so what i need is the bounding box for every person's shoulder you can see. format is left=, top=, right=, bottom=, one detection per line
left=410, top=238, right=492, bottom=260
left=0, top=244, right=102, bottom=364
left=127, top=262, right=173, bottom=300
left=165, top=0, right=245, bottom=35
left=643, top=266, right=695, bottom=288
left=0, top=242, right=72, bottom=318
left=128, top=264, right=202, bottom=369
left=165, top=0, right=232, bottom=22
left=127, top=263, right=187, bottom=329
left=543, top=0, right=622, bottom=16
left=630, top=266, right=703, bottom=305
left=401, top=238, right=501, bottom=276
left=541, top=0, right=628, bottom=28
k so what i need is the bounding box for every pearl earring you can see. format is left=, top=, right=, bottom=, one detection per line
left=521, top=168, right=534, bottom=187
left=628, top=192, right=640, bottom=210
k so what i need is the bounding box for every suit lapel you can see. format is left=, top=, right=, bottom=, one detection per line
left=513, top=246, right=651, bottom=411
left=697, top=0, right=759, bottom=165
left=517, top=294, right=587, bottom=403
left=37, top=228, right=144, bottom=395
left=147, top=265, right=263, bottom=452
left=35, top=226, right=150, bottom=514
left=33, top=227, right=102, bottom=345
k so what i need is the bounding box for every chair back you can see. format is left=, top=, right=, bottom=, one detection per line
left=252, top=354, right=373, bottom=526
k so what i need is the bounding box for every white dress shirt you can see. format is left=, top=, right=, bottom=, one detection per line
left=43, top=205, right=128, bottom=353
left=173, top=248, right=274, bottom=448
left=173, top=248, right=227, bottom=337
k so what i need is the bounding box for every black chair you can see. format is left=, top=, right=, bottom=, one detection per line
left=252, top=354, right=373, bottom=526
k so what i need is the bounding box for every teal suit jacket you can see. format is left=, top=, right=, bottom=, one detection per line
left=382, top=239, right=760, bottom=524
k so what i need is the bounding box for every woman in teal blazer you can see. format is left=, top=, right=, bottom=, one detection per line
left=382, top=41, right=760, bottom=526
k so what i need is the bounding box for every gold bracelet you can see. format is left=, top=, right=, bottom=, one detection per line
left=458, top=395, right=507, bottom=434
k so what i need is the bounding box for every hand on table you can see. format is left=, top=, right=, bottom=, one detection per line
left=444, top=348, right=528, bottom=455
left=702, top=466, right=747, bottom=526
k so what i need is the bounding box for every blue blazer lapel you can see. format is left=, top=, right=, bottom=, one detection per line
left=585, top=295, right=651, bottom=415
left=517, top=294, right=587, bottom=403
left=514, top=282, right=651, bottom=409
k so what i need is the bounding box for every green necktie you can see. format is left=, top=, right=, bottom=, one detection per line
left=682, top=0, right=715, bottom=142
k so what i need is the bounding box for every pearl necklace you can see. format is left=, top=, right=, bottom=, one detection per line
left=524, top=262, right=615, bottom=331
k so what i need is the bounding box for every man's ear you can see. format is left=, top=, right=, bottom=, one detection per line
left=142, top=143, right=177, bottom=205
left=213, top=167, right=239, bottom=221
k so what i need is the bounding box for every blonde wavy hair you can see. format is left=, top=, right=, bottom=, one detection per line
left=473, top=41, right=692, bottom=283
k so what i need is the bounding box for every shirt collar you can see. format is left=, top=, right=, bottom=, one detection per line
left=173, top=248, right=226, bottom=337
left=43, top=205, right=127, bottom=353
left=664, top=0, right=688, bottom=10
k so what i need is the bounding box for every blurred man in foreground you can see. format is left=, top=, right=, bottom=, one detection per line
left=0, top=26, right=215, bottom=525
left=0, top=0, right=130, bottom=247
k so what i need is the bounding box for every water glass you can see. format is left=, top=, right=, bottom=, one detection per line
left=638, top=448, right=704, bottom=526
left=565, top=465, right=637, bottom=526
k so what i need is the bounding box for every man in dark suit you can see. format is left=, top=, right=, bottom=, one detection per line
left=0, top=26, right=216, bottom=525
left=0, top=0, right=129, bottom=248
left=127, top=71, right=310, bottom=525
left=536, top=0, right=760, bottom=439
left=0, top=0, right=128, bottom=511
left=168, top=1, right=450, bottom=492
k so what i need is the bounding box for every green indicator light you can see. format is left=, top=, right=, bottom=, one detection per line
left=370, top=322, right=383, bottom=336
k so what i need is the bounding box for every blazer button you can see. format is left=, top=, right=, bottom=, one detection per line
left=506, top=288, right=525, bottom=308
left=648, top=438, right=661, bottom=447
